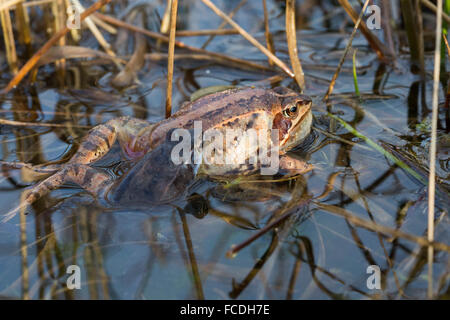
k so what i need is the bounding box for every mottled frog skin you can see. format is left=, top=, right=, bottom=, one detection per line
left=16, top=87, right=313, bottom=208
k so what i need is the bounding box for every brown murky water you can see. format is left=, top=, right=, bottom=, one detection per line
left=0, top=0, right=449, bottom=299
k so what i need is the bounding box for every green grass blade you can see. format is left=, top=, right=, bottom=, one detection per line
left=352, top=49, right=360, bottom=97
left=328, top=113, right=427, bottom=184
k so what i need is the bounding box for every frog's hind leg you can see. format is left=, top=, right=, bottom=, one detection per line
left=27, top=164, right=111, bottom=201
left=2, top=116, right=150, bottom=222
left=3, top=164, right=111, bottom=222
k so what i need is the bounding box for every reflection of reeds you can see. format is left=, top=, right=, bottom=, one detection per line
left=400, top=0, right=425, bottom=76
left=15, top=0, right=31, bottom=47
left=0, top=0, right=18, bottom=73
left=1, top=0, right=114, bottom=94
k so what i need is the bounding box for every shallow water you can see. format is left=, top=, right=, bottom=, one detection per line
left=0, top=0, right=449, bottom=299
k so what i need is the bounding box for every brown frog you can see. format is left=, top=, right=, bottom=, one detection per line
left=12, top=86, right=313, bottom=210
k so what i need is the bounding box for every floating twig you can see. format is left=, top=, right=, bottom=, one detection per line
left=201, top=0, right=247, bottom=49
left=95, top=13, right=271, bottom=72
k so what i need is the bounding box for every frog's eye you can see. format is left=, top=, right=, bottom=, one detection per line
left=283, top=105, right=298, bottom=118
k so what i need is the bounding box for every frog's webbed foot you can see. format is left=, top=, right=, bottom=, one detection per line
left=3, top=164, right=111, bottom=222
left=278, top=155, right=313, bottom=176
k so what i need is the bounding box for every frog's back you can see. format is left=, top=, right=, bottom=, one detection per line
left=151, top=87, right=279, bottom=145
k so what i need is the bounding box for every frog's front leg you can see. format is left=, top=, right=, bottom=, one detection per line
left=278, top=155, right=313, bottom=175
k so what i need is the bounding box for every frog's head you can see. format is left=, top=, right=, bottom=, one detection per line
left=271, top=87, right=313, bottom=152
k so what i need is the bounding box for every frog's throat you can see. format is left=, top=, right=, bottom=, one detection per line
left=281, top=109, right=312, bottom=149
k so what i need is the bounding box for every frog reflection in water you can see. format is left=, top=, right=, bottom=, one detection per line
left=17, top=87, right=313, bottom=210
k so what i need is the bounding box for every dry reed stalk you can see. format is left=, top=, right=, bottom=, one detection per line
left=421, top=0, right=450, bottom=24
left=200, top=0, right=294, bottom=78
left=323, top=0, right=370, bottom=101
left=443, top=33, right=450, bottom=59
left=23, top=0, right=53, bottom=7
left=94, top=13, right=271, bottom=72
left=0, top=0, right=18, bottom=73
left=380, top=0, right=395, bottom=57
left=262, top=0, right=274, bottom=66
left=338, top=0, right=389, bottom=61
left=201, top=0, right=247, bottom=49
left=160, top=0, right=172, bottom=34
left=0, top=0, right=21, bottom=11
left=0, top=0, right=113, bottom=94
left=157, top=0, right=172, bottom=49
left=165, top=0, right=178, bottom=118
left=286, top=0, right=306, bottom=91
left=427, top=0, right=443, bottom=300
left=89, top=14, right=117, bottom=34
left=71, top=0, right=121, bottom=69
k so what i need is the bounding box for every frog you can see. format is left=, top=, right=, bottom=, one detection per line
left=10, top=86, right=313, bottom=212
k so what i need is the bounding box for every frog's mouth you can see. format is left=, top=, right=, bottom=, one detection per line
left=281, top=107, right=312, bottom=149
